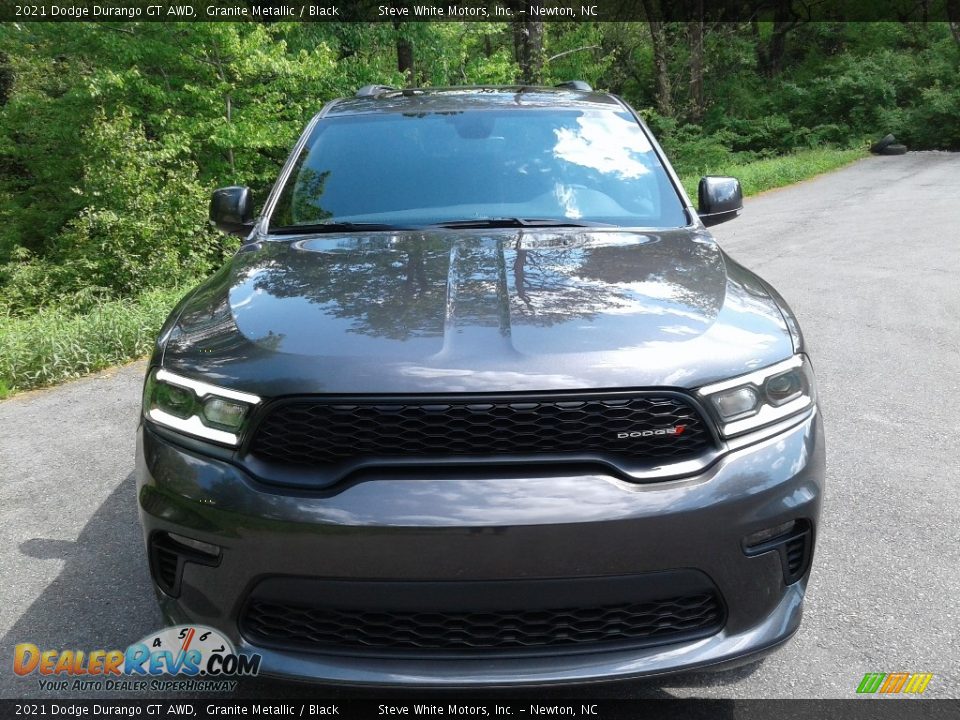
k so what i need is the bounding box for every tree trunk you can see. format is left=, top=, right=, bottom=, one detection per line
left=947, top=0, right=960, bottom=48
left=0, top=52, right=13, bottom=106
left=225, top=93, right=235, bottom=176
left=209, top=46, right=236, bottom=177
left=642, top=0, right=673, bottom=116
left=395, top=32, right=414, bottom=84
left=767, top=23, right=787, bottom=75
left=511, top=1, right=544, bottom=84
left=391, top=7, right=414, bottom=84
left=688, top=0, right=705, bottom=123
left=760, top=0, right=797, bottom=76
left=751, top=19, right=764, bottom=71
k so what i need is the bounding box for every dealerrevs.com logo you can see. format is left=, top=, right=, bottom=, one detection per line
left=13, top=625, right=261, bottom=692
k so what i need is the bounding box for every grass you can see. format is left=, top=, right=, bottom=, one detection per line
left=680, top=146, right=867, bottom=199
left=0, top=286, right=187, bottom=398
left=0, top=146, right=867, bottom=400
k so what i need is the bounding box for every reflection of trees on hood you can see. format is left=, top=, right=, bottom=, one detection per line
left=509, top=236, right=636, bottom=327
left=247, top=236, right=450, bottom=341
left=577, top=236, right=726, bottom=317
left=241, top=232, right=725, bottom=341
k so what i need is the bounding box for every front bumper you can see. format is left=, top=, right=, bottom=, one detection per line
left=136, top=409, right=825, bottom=687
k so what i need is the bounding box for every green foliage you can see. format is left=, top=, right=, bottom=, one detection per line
left=403, top=23, right=519, bottom=85
left=541, top=23, right=615, bottom=89
left=0, top=110, right=231, bottom=313
left=876, top=36, right=960, bottom=150
left=0, top=22, right=352, bottom=313
left=0, top=286, right=186, bottom=393
left=679, top=148, right=866, bottom=200
left=642, top=111, right=739, bottom=176
left=0, top=32, right=92, bottom=258
left=59, top=111, right=228, bottom=294
left=699, top=23, right=960, bottom=152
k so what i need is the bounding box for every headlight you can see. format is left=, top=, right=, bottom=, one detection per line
left=697, top=355, right=816, bottom=438
left=142, top=368, right=261, bottom=446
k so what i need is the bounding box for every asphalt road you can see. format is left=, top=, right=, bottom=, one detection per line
left=2, top=152, right=958, bottom=701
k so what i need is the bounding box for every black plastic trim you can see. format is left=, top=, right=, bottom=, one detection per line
left=742, top=520, right=814, bottom=585
left=148, top=531, right=221, bottom=598
left=238, top=571, right=727, bottom=660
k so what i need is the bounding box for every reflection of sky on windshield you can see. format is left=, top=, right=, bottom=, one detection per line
left=552, top=113, right=653, bottom=179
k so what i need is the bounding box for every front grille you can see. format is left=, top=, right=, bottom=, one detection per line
left=242, top=593, right=724, bottom=654
left=248, top=393, right=713, bottom=469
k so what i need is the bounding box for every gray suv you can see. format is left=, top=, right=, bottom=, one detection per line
left=137, top=83, right=824, bottom=686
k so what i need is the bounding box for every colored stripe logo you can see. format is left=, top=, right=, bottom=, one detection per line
left=857, top=673, right=932, bottom=694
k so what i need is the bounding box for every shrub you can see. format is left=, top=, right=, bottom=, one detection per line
left=0, top=110, right=235, bottom=315
left=0, top=286, right=186, bottom=393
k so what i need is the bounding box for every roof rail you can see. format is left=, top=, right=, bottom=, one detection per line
left=355, top=84, right=397, bottom=98
left=555, top=80, right=593, bottom=92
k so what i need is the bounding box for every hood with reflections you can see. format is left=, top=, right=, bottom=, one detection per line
left=161, top=229, right=794, bottom=396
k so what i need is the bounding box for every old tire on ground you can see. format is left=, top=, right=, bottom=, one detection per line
left=879, top=143, right=907, bottom=156
left=870, top=134, right=897, bottom=154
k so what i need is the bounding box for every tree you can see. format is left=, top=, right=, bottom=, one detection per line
left=641, top=0, right=674, bottom=116
left=688, top=0, right=706, bottom=122
left=510, top=1, right=545, bottom=83
left=391, top=2, right=415, bottom=83
left=755, top=0, right=804, bottom=76
left=947, top=0, right=960, bottom=47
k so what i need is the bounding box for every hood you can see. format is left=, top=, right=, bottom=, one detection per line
left=161, top=229, right=794, bottom=396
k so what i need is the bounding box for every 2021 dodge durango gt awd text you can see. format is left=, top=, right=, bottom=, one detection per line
left=136, top=84, right=824, bottom=686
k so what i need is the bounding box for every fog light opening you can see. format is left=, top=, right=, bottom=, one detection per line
left=743, top=520, right=797, bottom=549
left=167, top=532, right=221, bottom=558
left=149, top=532, right=221, bottom=598
left=742, top=520, right=813, bottom=586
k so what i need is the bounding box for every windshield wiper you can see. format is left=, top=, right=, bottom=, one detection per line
left=269, top=222, right=414, bottom=235
left=269, top=218, right=617, bottom=234
left=426, top=218, right=616, bottom=229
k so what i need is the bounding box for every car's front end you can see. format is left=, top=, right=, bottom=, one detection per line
left=136, top=85, right=824, bottom=686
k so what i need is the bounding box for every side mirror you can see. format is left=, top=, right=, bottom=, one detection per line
left=209, top=186, right=254, bottom=236
left=697, top=176, right=743, bottom=227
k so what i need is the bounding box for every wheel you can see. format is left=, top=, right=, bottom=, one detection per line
left=870, top=133, right=896, bottom=153
left=879, top=143, right=907, bottom=156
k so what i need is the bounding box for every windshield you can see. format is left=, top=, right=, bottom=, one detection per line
left=268, top=108, right=688, bottom=230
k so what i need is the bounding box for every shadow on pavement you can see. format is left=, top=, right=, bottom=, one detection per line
left=2, top=471, right=758, bottom=709
left=2, top=473, right=161, bottom=698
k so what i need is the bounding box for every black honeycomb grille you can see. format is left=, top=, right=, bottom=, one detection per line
left=785, top=536, right=807, bottom=575
left=242, top=593, right=724, bottom=653
left=248, top=393, right=713, bottom=468
left=151, top=538, right=180, bottom=594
